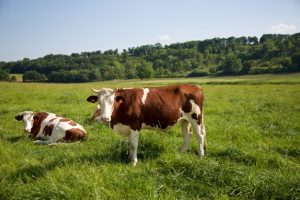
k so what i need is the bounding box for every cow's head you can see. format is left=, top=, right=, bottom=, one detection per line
left=87, top=88, right=115, bottom=123
left=15, top=111, right=35, bottom=136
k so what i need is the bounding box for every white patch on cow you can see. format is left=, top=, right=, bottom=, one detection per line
left=141, top=88, right=149, bottom=104
left=48, top=121, right=69, bottom=142
left=190, top=99, right=201, bottom=115
left=180, top=100, right=201, bottom=121
left=112, top=123, right=131, bottom=137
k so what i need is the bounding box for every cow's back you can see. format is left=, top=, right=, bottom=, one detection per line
left=142, top=84, right=203, bottom=129
left=111, top=84, right=203, bottom=130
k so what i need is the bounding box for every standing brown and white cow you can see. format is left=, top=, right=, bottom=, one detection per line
left=15, top=111, right=86, bottom=145
left=87, top=84, right=206, bottom=165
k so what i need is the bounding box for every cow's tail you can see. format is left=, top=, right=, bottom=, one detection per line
left=198, top=85, right=207, bottom=151
left=201, top=110, right=207, bottom=151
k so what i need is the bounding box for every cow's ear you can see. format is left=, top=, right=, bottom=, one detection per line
left=87, top=95, right=98, bottom=103
left=15, top=114, right=23, bottom=121
left=116, top=95, right=126, bottom=104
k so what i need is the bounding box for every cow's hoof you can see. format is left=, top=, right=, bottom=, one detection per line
left=132, top=161, right=138, bottom=166
left=198, top=149, right=205, bottom=157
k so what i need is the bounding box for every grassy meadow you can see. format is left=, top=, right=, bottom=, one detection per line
left=0, top=73, right=300, bottom=199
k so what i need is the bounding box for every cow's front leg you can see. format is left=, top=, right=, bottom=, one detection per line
left=128, top=130, right=139, bottom=166
left=34, top=140, right=52, bottom=145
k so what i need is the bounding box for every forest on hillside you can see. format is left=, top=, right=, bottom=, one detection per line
left=1, top=33, right=300, bottom=82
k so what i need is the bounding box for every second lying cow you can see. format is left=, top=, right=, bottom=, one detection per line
left=15, top=111, right=86, bottom=145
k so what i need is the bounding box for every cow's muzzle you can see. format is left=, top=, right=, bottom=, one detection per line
left=100, top=117, right=110, bottom=123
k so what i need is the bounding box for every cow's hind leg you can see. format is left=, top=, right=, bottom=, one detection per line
left=34, top=136, right=59, bottom=145
left=129, top=130, right=139, bottom=166
left=180, top=120, right=192, bottom=154
left=191, top=121, right=206, bottom=157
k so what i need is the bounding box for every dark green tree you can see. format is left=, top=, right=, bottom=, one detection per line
left=219, top=54, right=242, bottom=74
left=10, top=75, right=17, bottom=82
left=137, top=62, right=154, bottom=79
left=0, top=70, right=10, bottom=81
left=291, top=52, right=300, bottom=70
left=23, top=71, right=47, bottom=82
left=241, top=60, right=255, bottom=74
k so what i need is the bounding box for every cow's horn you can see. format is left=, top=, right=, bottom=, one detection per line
left=91, top=88, right=100, bottom=93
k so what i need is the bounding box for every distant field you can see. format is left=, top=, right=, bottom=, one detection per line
left=9, top=74, right=23, bottom=82
left=0, top=74, right=299, bottom=199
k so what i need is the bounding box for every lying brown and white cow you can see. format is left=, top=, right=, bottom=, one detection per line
left=15, top=111, right=86, bottom=145
left=87, top=84, right=206, bottom=165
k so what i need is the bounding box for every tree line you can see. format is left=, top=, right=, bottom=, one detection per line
left=1, top=33, right=299, bottom=82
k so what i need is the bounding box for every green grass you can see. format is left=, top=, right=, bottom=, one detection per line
left=0, top=73, right=300, bottom=199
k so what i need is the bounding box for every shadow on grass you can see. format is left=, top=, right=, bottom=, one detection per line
left=5, top=135, right=23, bottom=143
left=275, top=147, right=300, bottom=158
left=210, top=147, right=257, bottom=166
left=11, top=137, right=164, bottom=182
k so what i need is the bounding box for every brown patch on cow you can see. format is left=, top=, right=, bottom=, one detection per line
left=174, top=87, right=180, bottom=94
left=182, top=101, right=192, bottom=113
left=111, top=88, right=144, bottom=130
left=43, top=124, right=54, bottom=136
left=92, top=109, right=101, bottom=120
left=69, top=121, right=77, bottom=126
left=143, top=87, right=184, bottom=129
left=64, top=128, right=86, bottom=141
left=31, top=112, right=49, bottom=137
left=59, top=118, right=69, bottom=122
left=191, top=112, right=203, bottom=125
left=191, top=113, right=197, bottom=120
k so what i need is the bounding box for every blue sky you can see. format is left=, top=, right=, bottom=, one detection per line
left=0, top=0, right=299, bottom=61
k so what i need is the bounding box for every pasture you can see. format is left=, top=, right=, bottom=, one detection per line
left=0, top=73, right=299, bottom=199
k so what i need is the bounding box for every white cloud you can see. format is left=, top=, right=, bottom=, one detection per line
left=269, top=23, right=297, bottom=34
left=158, top=34, right=172, bottom=42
